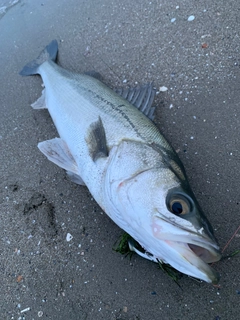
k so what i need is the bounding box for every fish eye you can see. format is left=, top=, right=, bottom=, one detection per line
left=169, top=198, right=190, bottom=215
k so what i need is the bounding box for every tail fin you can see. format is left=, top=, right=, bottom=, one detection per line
left=19, top=40, right=58, bottom=76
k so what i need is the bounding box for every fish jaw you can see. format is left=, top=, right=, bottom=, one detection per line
left=156, top=240, right=220, bottom=284
left=148, top=217, right=221, bottom=283
left=125, top=213, right=221, bottom=284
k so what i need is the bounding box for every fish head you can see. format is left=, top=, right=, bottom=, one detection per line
left=152, top=175, right=222, bottom=283
left=107, top=141, right=221, bottom=283
left=130, top=167, right=221, bottom=283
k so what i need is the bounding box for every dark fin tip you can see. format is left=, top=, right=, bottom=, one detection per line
left=86, top=117, right=108, bottom=161
left=19, top=39, right=58, bottom=76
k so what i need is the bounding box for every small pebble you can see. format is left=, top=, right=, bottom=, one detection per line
left=188, top=15, right=195, bottom=21
left=38, top=311, right=43, bottom=317
left=66, top=233, right=73, bottom=242
left=159, top=86, right=168, bottom=92
left=20, top=307, right=30, bottom=313
left=171, top=18, right=176, bottom=23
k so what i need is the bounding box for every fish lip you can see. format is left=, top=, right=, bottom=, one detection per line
left=158, top=224, right=220, bottom=252
left=156, top=214, right=221, bottom=256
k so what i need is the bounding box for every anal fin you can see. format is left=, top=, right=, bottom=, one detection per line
left=31, top=89, right=47, bottom=109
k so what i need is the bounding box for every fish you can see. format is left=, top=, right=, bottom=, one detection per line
left=20, top=40, right=222, bottom=284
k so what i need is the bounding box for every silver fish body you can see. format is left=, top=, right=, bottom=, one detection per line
left=20, top=40, right=221, bottom=284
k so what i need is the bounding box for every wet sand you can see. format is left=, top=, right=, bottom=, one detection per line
left=0, top=0, right=240, bottom=319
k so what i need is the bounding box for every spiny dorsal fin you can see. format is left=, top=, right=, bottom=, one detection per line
left=114, top=83, right=156, bottom=121
left=85, top=117, right=108, bottom=162
left=84, top=70, right=156, bottom=121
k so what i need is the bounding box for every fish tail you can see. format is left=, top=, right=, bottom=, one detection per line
left=19, top=40, right=58, bottom=76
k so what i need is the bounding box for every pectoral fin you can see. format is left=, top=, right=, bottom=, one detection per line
left=85, top=117, right=108, bottom=162
left=38, top=138, right=78, bottom=174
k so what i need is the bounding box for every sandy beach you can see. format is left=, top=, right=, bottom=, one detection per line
left=0, top=0, right=240, bottom=319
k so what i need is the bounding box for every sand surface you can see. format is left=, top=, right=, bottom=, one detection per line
left=1, top=1, right=240, bottom=319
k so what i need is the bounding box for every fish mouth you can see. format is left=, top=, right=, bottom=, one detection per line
left=188, top=243, right=220, bottom=264
left=159, top=235, right=221, bottom=284
left=174, top=240, right=221, bottom=284
left=147, top=214, right=222, bottom=283
left=129, top=225, right=222, bottom=283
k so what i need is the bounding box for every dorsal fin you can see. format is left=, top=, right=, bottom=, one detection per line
left=84, top=71, right=156, bottom=121
left=114, top=83, right=156, bottom=121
